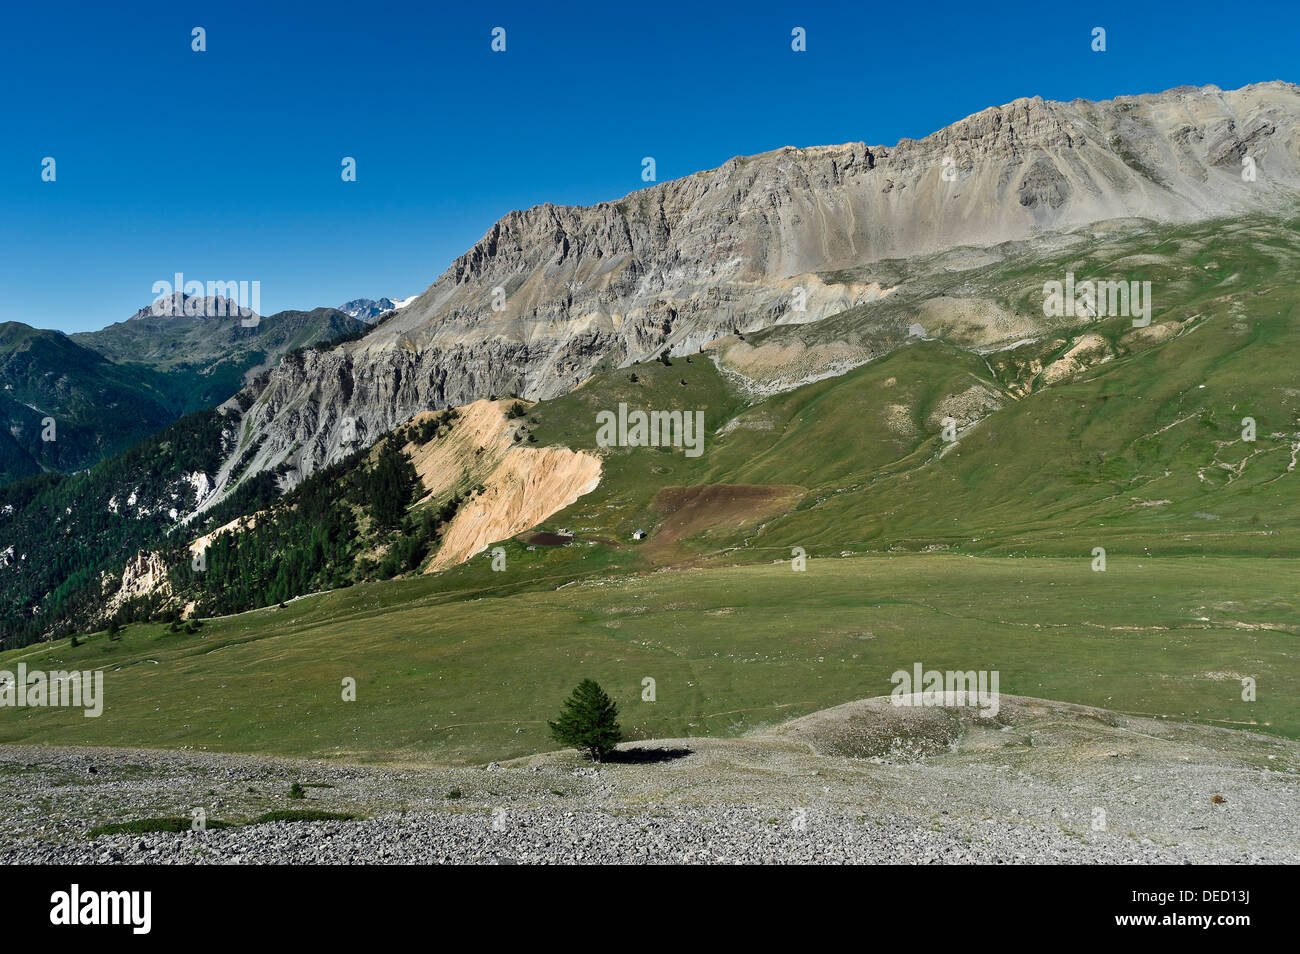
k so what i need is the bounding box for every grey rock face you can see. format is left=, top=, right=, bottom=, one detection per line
left=228, top=82, right=1300, bottom=491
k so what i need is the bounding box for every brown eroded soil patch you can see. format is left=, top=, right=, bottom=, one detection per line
left=649, top=483, right=804, bottom=550
left=523, top=532, right=574, bottom=547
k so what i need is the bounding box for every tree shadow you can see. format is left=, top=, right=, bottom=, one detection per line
left=605, top=746, right=693, bottom=765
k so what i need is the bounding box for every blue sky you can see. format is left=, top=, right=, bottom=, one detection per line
left=1, top=0, right=1295, bottom=333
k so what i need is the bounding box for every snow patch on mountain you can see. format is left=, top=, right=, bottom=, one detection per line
left=338, top=297, right=414, bottom=322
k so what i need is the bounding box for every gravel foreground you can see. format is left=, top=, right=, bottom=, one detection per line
left=2, top=695, right=1296, bottom=864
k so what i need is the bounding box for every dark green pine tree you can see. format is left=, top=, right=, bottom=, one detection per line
left=548, top=679, right=623, bottom=762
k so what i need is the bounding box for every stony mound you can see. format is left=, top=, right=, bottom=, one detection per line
left=763, top=693, right=1123, bottom=760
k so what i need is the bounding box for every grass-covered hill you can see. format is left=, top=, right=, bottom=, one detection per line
left=1, top=215, right=1296, bottom=762
left=0, top=322, right=178, bottom=484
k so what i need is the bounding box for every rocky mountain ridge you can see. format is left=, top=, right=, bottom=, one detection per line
left=220, top=82, right=1300, bottom=497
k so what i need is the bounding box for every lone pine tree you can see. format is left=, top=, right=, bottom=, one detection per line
left=549, top=679, right=623, bottom=762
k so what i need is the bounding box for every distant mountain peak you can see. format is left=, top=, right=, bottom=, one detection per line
left=129, top=291, right=259, bottom=322
left=339, top=297, right=414, bottom=323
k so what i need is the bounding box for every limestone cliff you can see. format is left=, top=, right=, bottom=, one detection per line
left=218, top=83, right=1300, bottom=500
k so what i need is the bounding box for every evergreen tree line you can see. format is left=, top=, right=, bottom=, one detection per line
left=170, top=431, right=464, bottom=617
left=0, top=395, right=472, bottom=646
left=0, top=408, right=232, bottom=648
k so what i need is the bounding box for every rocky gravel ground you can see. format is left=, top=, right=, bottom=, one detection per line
left=2, top=695, right=1296, bottom=864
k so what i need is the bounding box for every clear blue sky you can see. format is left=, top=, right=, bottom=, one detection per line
left=1, top=0, right=1295, bottom=333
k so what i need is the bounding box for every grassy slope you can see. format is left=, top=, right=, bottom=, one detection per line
left=525, top=217, right=1300, bottom=562
left=0, top=555, right=1291, bottom=763
left=1, top=216, right=1297, bottom=763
